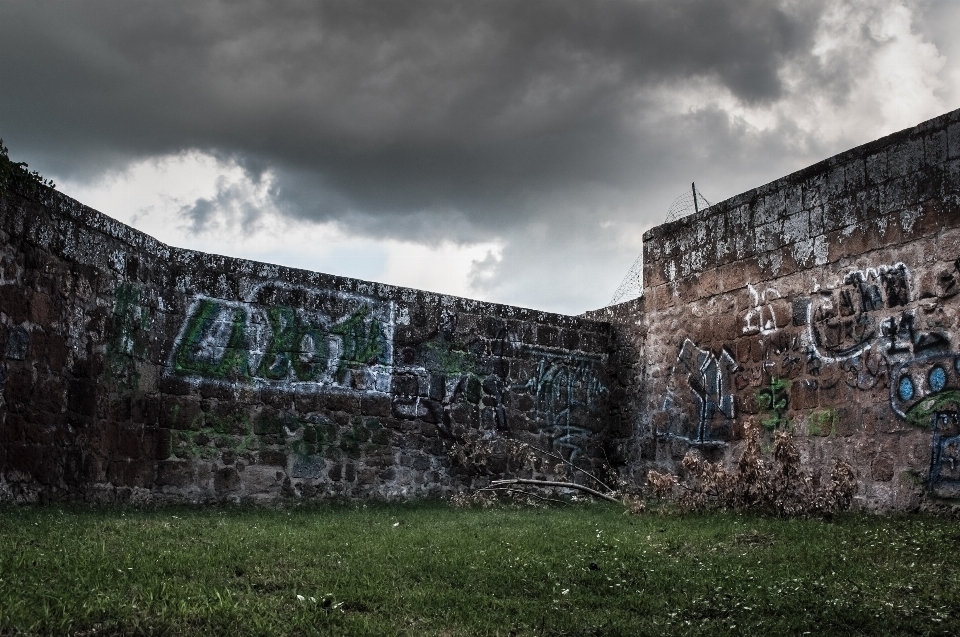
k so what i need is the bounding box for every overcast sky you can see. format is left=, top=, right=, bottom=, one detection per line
left=2, top=0, right=958, bottom=315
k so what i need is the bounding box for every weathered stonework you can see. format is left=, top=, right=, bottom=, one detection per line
left=606, top=107, right=960, bottom=511
left=3, top=106, right=960, bottom=510
left=0, top=187, right=614, bottom=503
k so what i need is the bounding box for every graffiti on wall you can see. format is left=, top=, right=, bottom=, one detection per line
left=166, top=280, right=611, bottom=469
left=714, top=258, right=960, bottom=492
left=929, top=411, right=960, bottom=497
left=889, top=353, right=960, bottom=422
left=169, top=282, right=394, bottom=392
left=106, top=282, right=153, bottom=392
left=514, top=352, right=608, bottom=461
left=667, top=339, right=737, bottom=443
left=797, top=263, right=943, bottom=363
left=742, top=284, right=781, bottom=335
left=392, top=340, right=608, bottom=462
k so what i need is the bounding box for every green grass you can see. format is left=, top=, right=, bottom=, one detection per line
left=0, top=502, right=958, bottom=636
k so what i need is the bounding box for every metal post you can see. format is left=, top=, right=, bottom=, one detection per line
left=692, top=182, right=699, bottom=215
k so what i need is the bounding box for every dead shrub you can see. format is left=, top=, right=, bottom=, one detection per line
left=647, top=421, right=856, bottom=517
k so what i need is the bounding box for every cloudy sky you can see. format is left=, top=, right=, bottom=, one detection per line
left=2, top=0, right=958, bottom=315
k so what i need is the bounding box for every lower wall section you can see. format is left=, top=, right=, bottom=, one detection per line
left=638, top=248, right=960, bottom=510
left=0, top=187, right=615, bottom=503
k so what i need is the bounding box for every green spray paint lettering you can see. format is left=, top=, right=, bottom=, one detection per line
left=906, top=390, right=960, bottom=428
left=258, top=307, right=330, bottom=382
left=171, top=295, right=390, bottom=386
left=331, top=306, right=386, bottom=365
left=757, top=377, right=790, bottom=430
left=173, top=299, right=250, bottom=381
left=106, top=282, right=152, bottom=391
left=330, top=306, right=387, bottom=383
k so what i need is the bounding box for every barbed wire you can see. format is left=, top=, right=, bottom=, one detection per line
left=665, top=183, right=712, bottom=223
left=607, top=183, right=711, bottom=306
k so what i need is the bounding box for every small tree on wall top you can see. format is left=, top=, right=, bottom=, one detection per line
left=0, top=139, right=55, bottom=198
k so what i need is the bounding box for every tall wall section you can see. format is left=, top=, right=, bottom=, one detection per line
left=628, top=107, right=960, bottom=509
left=0, top=186, right=618, bottom=503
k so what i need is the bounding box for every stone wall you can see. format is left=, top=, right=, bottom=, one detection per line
left=626, top=107, right=960, bottom=509
left=6, top=107, right=960, bottom=510
left=0, top=187, right=615, bottom=503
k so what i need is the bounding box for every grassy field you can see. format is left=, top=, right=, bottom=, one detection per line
left=0, top=501, right=958, bottom=636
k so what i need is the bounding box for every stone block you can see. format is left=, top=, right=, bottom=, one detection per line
left=946, top=121, right=960, bottom=160
left=925, top=130, right=948, bottom=166
left=324, top=393, right=360, bottom=413
left=117, top=425, right=143, bottom=459
left=825, top=164, right=846, bottom=199
left=871, top=453, right=895, bottom=482
left=68, top=379, right=98, bottom=417
left=754, top=193, right=782, bottom=226
left=824, top=198, right=861, bottom=233
left=158, top=376, right=192, bottom=396
left=781, top=210, right=810, bottom=245
left=862, top=214, right=902, bottom=251
left=214, top=467, right=241, bottom=494
left=802, top=173, right=827, bottom=211
left=755, top=220, right=785, bottom=253
left=898, top=202, right=941, bottom=242
left=844, top=158, right=866, bottom=191
left=258, top=450, right=288, bottom=467
left=536, top=325, right=559, bottom=347
left=865, top=150, right=888, bottom=185
left=888, top=138, right=924, bottom=178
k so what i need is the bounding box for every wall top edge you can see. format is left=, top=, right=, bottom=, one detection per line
left=583, top=295, right=645, bottom=320
left=8, top=187, right=607, bottom=328
left=641, top=106, right=960, bottom=243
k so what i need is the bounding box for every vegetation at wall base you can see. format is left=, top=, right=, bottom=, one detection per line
left=0, top=502, right=958, bottom=636
left=0, top=139, right=54, bottom=198
left=648, top=421, right=856, bottom=517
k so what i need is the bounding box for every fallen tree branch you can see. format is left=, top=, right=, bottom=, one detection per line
left=476, top=486, right=570, bottom=506
left=489, top=478, right=621, bottom=504
left=525, top=443, right=615, bottom=493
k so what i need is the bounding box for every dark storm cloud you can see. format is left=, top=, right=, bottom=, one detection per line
left=0, top=0, right=824, bottom=240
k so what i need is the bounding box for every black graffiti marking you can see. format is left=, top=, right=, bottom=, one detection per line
left=915, top=332, right=952, bottom=354
left=486, top=350, right=608, bottom=461
left=880, top=264, right=910, bottom=308
left=882, top=313, right=914, bottom=356
left=841, top=350, right=888, bottom=391
left=812, top=314, right=876, bottom=359
left=838, top=289, right=857, bottom=317
left=929, top=411, right=960, bottom=493
left=808, top=263, right=914, bottom=361
left=881, top=312, right=951, bottom=357
left=939, top=270, right=959, bottom=299
left=676, top=339, right=738, bottom=443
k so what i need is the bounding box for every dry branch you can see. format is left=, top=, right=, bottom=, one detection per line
left=489, top=478, right=621, bottom=504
